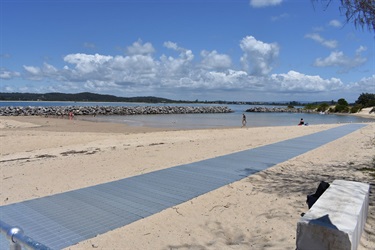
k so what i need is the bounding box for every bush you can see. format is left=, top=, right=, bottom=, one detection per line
left=304, top=104, right=317, bottom=110
left=335, top=104, right=350, bottom=113
left=350, top=104, right=362, bottom=113
left=316, top=103, right=329, bottom=112
left=355, top=93, right=375, bottom=108
left=333, top=98, right=350, bottom=113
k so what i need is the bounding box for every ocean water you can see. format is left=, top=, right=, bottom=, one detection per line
left=83, top=110, right=374, bottom=129
left=1, top=101, right=373, bottom=129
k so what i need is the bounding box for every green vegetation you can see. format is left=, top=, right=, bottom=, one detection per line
left=349, top=104, right=362, bottom=113
left=355, top=92, right=375, bottom=108
left=0, top=92, right=176, bottom=103
left=0, top=92, right=301, bottom=105
left=346, top=92, right=375, bottom=113
left=304, top=103, right=317, bottom=110
left=313, top=0, right=375, bottom=33
left=333, top=98, right=350, bottom=113
left=319, top=93, right=374, bottom=114
left=302, top=102, right=329, bottom=112
left=317, top=103, right=329, bottom=112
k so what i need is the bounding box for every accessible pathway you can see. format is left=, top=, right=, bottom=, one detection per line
left=0, top=124, right=367, bottom=249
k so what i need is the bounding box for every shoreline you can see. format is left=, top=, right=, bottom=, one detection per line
left=0, top=116, right=374, bottom=249
left=0, top=104, right=375, bottom=132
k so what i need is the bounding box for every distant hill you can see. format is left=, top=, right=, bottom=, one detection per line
left=0, top=92, right=178, bottom=103
left=0, top=92, right=335, bottom=106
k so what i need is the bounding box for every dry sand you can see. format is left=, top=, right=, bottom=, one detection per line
left=0, top=114, right=374, bottom=250
left=352, top=107, right=375, bottom=119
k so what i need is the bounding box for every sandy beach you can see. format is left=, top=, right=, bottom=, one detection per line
left=0, top=112, right=374, bottom=249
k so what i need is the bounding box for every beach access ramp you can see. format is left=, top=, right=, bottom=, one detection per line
left=0, top=123, right=367, bottom=249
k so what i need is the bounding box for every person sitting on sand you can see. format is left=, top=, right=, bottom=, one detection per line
left=298, top=118, right=304, bottom=126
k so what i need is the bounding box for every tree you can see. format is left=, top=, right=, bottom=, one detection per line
left=337, top=98, right=349, bottom=106
left=313, top=0, right=375, bottom=33
left=335, top=98, right=350, bottom=112
left=355, top=92, right=375, bottom=107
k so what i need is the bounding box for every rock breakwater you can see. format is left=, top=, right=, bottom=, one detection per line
left=246, top=107, right=317, bottom=113
left=0, top=105, right=233, bottom=116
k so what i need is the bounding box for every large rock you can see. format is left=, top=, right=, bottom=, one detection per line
left=296, top=180, right=370, bottom=250
left=0, top=105, right=233, bottom=116
left=245, top=107, right=315, bottom=113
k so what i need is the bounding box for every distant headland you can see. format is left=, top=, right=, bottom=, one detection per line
left=0, top=92, right=308, bottom=106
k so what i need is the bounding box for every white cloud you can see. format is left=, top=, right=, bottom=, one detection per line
left=270, top=70, right=344, bottom=92
left=126, top=39, right=155, bottom=55
left=163, top=41, right=179, bottom=51
left=240, top=36, right=279, bottom=75
left=305, top=33, right=338, bottom=49
left=42, top=63, right=58, bottom=75
left=112, top=54, right=158, bottom=73
left=328, top=19, right=342, bottom=28
left=200, top=50, right=232, bottom=70
left=192, top=70, right=249, bottom=89
left=23, top=65, right=45, bottom=81
left=250, top=0, right=283, bottom=8
left=158, top=41, right=195, bottom=80
left=23, top=65, right=41, bottom=75
left=313, top=48, right=367, bottom=72
left=0, top=68, right=20, bottom=79
left=348, top=75, right=375, bottom=92
left=10, top=38, right=373, bottom=102
left=163, top=41, right=194, bottom=61
left=356, top=46, right=367, bottom=54
left=159, top=53, right=193, bottom=80
left=0, top=71, right=12, bottom=79
left=64, top=53, right=113, bottom=74
left=22, top=63, right=62, bottom=81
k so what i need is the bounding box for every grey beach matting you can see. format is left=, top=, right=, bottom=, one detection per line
left=0, top=124, right=367, bottom=249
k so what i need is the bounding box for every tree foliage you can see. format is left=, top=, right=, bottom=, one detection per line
left=335, top=98, right=350, bottom=112
left=317, top=102, right=329, bottom=112
left=314, top=0, right=375, bottom=33
left=357, top=92, right=375, bottom=107
left=337, top=98, right=349, bottom=106
left=304, top=103, right=318, bottom=110
left=355, top=92, right=375, bottom=108
left=340, top=0, right=375, bottom=32
left=0, top=92, right=176, bottom=103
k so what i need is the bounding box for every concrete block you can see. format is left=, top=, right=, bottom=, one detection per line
left=296, top=180, right=370, bottom=250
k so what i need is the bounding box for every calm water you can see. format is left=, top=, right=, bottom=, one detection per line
left=1, top=101, right=373, bottom=129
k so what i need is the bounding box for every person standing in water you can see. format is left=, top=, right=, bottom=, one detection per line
left=242, top=113, right=247, bottom=127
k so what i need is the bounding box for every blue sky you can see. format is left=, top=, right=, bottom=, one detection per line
left=1, top=0, right=374, bottom=103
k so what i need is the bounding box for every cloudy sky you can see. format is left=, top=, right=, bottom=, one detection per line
left=1, top=0, right=374, bottom=102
